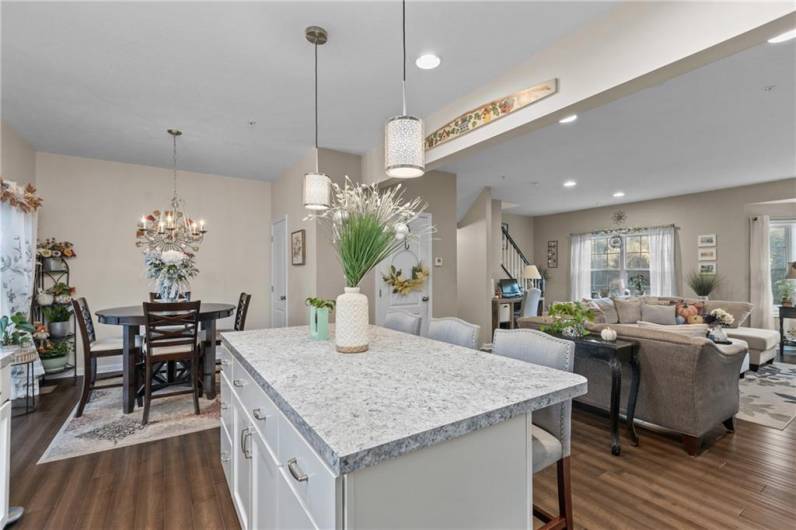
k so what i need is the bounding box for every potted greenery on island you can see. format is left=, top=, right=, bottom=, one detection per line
left=305, top=297, right=335, bottom=340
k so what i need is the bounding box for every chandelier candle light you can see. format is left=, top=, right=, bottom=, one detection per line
left=136, top=129, right=207, bottom=253
left=384, top=0, right=425, bottom=179
left=303, top=26, right=332, bottom=211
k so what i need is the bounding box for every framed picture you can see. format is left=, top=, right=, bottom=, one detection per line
left=699, top=261, right=716, bottom=274
left=291, top=229, right=306, bottom=266
left=698, top=248, right=717, bottom=261
left=697, top=234, right=716, bottom=247
left=547, top=240, right=559, bottom=269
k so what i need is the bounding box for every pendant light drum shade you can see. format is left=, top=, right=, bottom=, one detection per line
left=385, top=115, right=424, bottom=178
left=303, top=171, right=331, bottom=210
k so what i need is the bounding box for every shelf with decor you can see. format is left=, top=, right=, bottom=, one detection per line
left=31, top=239, right=78, bottom=384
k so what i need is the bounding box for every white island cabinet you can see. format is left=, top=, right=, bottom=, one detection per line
left=220, top=326, right=586, bottom=530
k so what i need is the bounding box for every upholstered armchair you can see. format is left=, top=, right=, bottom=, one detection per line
left=428, top=317, right=480, bottom=349
left=383, top=310, right=422, bottom=335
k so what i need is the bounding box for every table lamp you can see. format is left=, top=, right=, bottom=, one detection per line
left=525, top=265, right=542, bottom=280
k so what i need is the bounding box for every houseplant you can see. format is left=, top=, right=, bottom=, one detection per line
left=47, top=282, right=75, bottom=304
left=0, top=312, right=35, bottom=353
left=38, top=339, right=71, bottom=373
left=687, top=271, right=721, bottom=299
left=42, top=304, right=72, bottom=338
left=628, top=273, right=649, bottom=296
left=541, top=301, right=595, bottom=339
left=776, top=280, right=795, bottom=307
left=144, top=250, right=198, bottom=301
left=305, top=297, right=335, bottom=340
left=311, top=177, right=429, bottom=353
left=37, top=238, right=77, bottom=271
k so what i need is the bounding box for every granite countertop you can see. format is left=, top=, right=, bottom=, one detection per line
left=222, top=326, right=587, bottom=476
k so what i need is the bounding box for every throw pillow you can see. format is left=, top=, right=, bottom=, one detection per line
left=703, top=301, right=752, bottom=328
left=592, top=298, right=619, bottom=324
left=640, top=303, right=677, bottom=325
left=582, top=300, right=606, bottom=324
left=613, top=298, right=642, bottom=324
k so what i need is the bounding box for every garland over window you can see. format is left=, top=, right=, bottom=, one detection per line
left=0, top=178, right=43, bottom=213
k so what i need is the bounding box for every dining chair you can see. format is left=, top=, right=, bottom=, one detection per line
left=213, top=292, right=252, bottom=345
left=72, top=298, right=141, bottom=417
left=519, top=287, right=542, bottom=318
left=428, top=317, right=480, bottom=349
left=383, top=310, right=422, bottom=335
left=141, top=301, right=202, bottom=425
left=492, top=328, right=575, bottom=530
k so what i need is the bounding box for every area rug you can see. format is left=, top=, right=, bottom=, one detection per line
left=737, top=363, right=796, bottom=430
left=38, top=381, right=219, bottom=463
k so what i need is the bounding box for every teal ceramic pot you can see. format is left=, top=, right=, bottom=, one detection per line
left=309, top=307, right=330, bottom=340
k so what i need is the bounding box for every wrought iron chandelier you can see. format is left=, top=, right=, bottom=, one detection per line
left=384, top=0, right=425, bottom=179
left=136, top=129, right=207, bottom=253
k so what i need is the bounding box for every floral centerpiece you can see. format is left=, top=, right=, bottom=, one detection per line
left=310, top=177, right=430, bottom=353
left=144, top=250, right=198, bottom=302
left=703, top=308, right=734, bottom=343
left=541, top=301, right=595, bottom=339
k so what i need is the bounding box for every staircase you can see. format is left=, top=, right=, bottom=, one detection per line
left=500, top=225, right=543, bottom=292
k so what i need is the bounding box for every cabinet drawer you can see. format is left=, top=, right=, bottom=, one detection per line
left=220, top=371, right=232, bottom=435
left=277, top=413, right=336, bottom=529
left=230, top=360, right=279, bottom=456
left=220, top=421, right=233, bottom=492
left=217, top=345, right=231, bottom=366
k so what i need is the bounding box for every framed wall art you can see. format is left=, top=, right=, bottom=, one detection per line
left=699, top=262, right=716, bottom=274
left=547, top=240, right=559, bottom=269
left=698, top=248, right=717, bottom=261
left=291, top=229, right=306, bottom=266
left=697, top=234, right=716, bottom=247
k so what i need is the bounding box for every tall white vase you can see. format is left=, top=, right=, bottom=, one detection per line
left=335, top=287, right=369, bottom=353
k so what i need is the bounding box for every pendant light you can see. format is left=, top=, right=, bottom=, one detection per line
left=384, top=0, right=425, bottom=179
left=303, top=26, right=331, bottom=211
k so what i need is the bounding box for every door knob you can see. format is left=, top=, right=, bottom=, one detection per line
left=280, top=295, right=286, bottom=301
left=422, top=296, right=429, bottom=302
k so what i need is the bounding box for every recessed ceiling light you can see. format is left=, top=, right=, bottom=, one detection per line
left=416, top=54, right=441, bottom=70
left=613, top=191, right=625, bottom=198
left=563, top=180, right=577, bottom=188
left=768, top=28, right=796, bottom=44
left=559, top=114, right=578, bottom=124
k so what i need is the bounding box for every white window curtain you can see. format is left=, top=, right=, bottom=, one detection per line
left=750, top=216, right=773, bottom=329
left=648, top=225, right=676, bottom=296
left=0, top=185, right=41, bottom=399
left=570, top=234, right=592, bottom=300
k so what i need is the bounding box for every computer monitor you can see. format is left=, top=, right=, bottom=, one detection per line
left=499, top=279, right=523, bottom=298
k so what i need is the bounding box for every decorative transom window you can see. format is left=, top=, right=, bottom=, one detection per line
left=590, top=232, right=650, bottom=298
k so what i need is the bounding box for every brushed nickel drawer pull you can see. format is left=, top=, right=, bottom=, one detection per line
left=220, top=401, right=229, bottom=411
left=233, top=379, right=245, bottom=387
left=252, top=408, right=267, bottom=421
left=287, top=458, right=308, bottom=482
left=221, top=451, right=231, bottom=463
left=221, top=359, right=231, bottom=366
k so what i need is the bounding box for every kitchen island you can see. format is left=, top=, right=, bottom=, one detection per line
left=221, top=326, right=586, bottom=530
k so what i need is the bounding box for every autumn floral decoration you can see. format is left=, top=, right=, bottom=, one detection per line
left=0, top=178, right=43, bottom=213
left=37, top=238, right=77, bottom=259
left=383, top=263, right=430, bottom=296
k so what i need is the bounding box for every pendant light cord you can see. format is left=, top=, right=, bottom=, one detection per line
left=172, top=133, right=178, bottom=199
left=401, top=0, right=407, bottom=115
left=314, top=39, right=320, bottom=173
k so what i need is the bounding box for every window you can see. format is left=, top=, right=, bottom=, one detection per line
left=590, top=233, right=650, bottom=298
left=770, top=219, right=796, bottom=301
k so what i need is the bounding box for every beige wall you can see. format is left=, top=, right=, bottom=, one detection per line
left=457, top=188, right=496, bottom=345
left=533, top=178, right=796, bottom=305
left=501, top=213, right=534, bottom=264
left=270, top=148, right=361, bottom=326
left=35, top=153, right=272, bottom=352
left=1, top=121, right=36, bottom=186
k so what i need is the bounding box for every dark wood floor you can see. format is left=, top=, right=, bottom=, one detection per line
left=10, top=363, right=796, bottom=530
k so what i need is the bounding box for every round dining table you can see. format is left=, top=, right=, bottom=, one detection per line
left=96, top=303, right=235, bottom=413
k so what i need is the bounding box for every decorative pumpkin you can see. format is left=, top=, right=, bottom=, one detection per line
left=601, top=327, right=618, bottom=342
left=687, top=314, right=704, bottom=324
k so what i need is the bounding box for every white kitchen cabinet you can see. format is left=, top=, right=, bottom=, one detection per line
left=232, top=392, right=253, bottom=530
left=0, top=399, right=10, bottom=529
left=250, top=429, right=279, bottom=530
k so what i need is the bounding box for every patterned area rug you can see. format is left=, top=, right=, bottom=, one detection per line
left=38, top=380, right=219, bottom=463
left=737, top=363, right=796, bottom=430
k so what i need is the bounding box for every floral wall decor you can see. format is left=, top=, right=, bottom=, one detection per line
left=424, top=79, right=558, bottom=150
left=0, top=178, right=43, bottom=213
left=383, top=262, right=429, bottom=296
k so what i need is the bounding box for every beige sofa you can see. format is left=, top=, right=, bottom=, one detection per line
left=519, top=304, right=750, bottom=455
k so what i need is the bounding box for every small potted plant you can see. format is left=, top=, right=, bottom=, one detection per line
left=541, top=301, right=595, bottom=339
left=305, top=297, right=335, bottom=341
left=0, top=312, right=35, bottom=355
left=703, top=308, right=735, bottom=343
left=628, top=273, right=649, bottom=296
left=47, top=282, right=75, bottom=304
left=42, top=304, right=72, bottom=338
left=38, top=339, right=71, bottom=374
left=37, top=238, right=77, bottom=272
left=687, top=271, right=721, bottom=300
left=777, top=280, right=795, bottom=307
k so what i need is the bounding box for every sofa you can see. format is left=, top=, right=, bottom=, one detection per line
left=518, top=296, right=761, bottom=455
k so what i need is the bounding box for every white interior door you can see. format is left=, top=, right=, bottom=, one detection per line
left=375, top=213, right=433, bottom=336
left=271, top=217, right=288, bottom=328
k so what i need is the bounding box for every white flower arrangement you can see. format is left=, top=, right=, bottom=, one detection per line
left=706, top=308, right=734, bottom=327
left=144, top=250, right=198, bottom=300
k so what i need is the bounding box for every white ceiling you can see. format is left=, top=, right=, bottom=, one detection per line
left=1, top=1, right=616, bottom=181
left=446, top=38, right=796, bottom=218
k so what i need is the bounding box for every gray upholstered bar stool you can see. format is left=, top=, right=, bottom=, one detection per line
left=493, top=328, right=575, bottom=530
left=383, top=310, right=422, bottom=335
left=428, top=317, right=480, bottom=349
